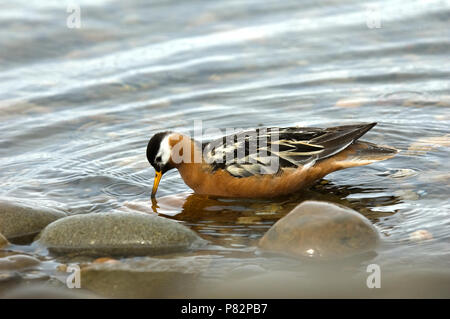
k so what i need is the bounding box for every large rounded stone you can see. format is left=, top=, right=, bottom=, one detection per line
left=0, top=200, right=66, bottom=240
left=37, top=212, right=206, bottom=256
left=259, top=201, right=379, bottom=259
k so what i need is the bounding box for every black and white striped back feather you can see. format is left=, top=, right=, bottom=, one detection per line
left=201, top=123, right=377, bottom=178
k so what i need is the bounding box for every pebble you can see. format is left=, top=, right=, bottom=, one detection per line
left=93, top=257, right=121, bottom=265
left=0, top=254, right=41, bottom=271
left=409, top=230, right=433, bottom=242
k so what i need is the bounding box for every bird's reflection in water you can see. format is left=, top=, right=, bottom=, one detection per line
left=148, top=180, right=402, bottom=248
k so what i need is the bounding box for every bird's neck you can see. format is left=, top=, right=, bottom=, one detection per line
left=167, top=133, right=208, bottom=192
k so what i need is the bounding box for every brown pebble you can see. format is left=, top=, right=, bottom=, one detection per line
left=237, top=216, right=261, bottom=224
left=93, top=257, right=120, bottom=265
left=56, top=264, right=68, bottom=272
left=0, top=254, right=40, bottom=270
left=409, top=230, right=433, bottom=242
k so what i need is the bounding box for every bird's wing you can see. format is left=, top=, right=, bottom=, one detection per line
left=202, top=123, right=377, bottom=178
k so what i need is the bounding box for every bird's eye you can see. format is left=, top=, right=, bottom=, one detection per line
left=155, top=156, right=162, bottom=162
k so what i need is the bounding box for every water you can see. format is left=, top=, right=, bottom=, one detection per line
left=0, top=0, right=449, bottom=297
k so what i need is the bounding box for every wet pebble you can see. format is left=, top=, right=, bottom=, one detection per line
left=237, top=216, right=261, bottom=224
left=409, top=230, right=433, bottom=242
left=56, top=264, right=68, bottom=273
left=0, top=199, right=66, bottom=240
left=259, top=201, right=380, bottom=259
left=37, top=211, right=207, bottom=256
left=93, top=257, right=121, bottom=265
left=0, top=254, right=41, bottom=270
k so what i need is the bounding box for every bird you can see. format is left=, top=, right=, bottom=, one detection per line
left=146, top=122, right=397, bottom=198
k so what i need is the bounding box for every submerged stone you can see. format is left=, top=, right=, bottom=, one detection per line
left=37, top=211, right=206, bottom=256
left=0, top=254, right=40, bottom=271
left=1, top=283, right=100, bottom=299
left=259, top=201, right=380, bottom=259
left=409, top=229, right=433, bottom=242
left=0, top=271, right=22, bottom=294
left=0, top=200, right=66, bottom=240
left=80, top=255, right=210, bottom=298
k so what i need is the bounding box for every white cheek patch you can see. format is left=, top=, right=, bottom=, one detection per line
left=156, top=134, right=171, bottom=165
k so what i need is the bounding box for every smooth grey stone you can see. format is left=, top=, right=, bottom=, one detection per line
left=259, top=200, right=380, bottom=259
left=0, top=200, right=66, bottom=240
left=37, top=211, right=206, bottom=256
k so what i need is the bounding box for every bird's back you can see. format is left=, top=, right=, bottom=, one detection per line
left=201, top=122, right=396, bottom=179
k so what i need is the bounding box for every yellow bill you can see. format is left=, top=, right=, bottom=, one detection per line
left=151, top=170, right=162, bottom=197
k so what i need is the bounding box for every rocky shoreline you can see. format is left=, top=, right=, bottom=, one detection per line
left=0, top=198, right=387, bottom=298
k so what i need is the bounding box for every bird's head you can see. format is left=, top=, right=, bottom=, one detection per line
left=146, top=131, right=176, bottom=197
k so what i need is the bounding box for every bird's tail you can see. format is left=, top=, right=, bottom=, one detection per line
left=332, top=141, right=398, bottom=169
